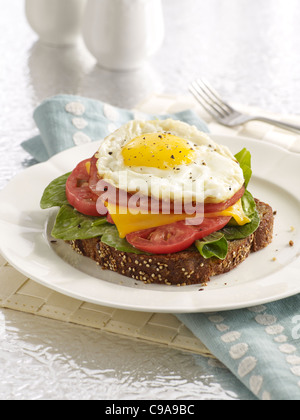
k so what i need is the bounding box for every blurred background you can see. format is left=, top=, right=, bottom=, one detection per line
left=2, top=0, right=300, bottom=109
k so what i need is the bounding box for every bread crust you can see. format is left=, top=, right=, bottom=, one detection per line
left=68, top=199, right=274, bottom=286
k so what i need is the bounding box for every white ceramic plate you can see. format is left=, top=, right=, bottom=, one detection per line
left=0, top=135, right=299, bottom=313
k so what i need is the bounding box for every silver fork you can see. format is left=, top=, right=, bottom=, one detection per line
left=189, top=79, right=300, bottom=133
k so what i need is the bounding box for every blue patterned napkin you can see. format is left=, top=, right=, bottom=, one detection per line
left=22, top=95, right=208, bottom=162
left=178, top=295, right=300, bottom=401
left=22, top=95, right=300, bottom=400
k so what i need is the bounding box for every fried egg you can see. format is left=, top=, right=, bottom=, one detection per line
left=96, top=119, right=244, bottom=203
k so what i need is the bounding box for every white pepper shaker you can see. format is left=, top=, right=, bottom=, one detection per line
left=25, top=0, right=87, bottom=46
left=82, top=0, right=165, bottom=71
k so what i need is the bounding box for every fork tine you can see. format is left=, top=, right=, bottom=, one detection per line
left=194, top=80, right=230, bottom=117
left=190, top=81, right=226, bottom=118
left=197, top=78, right=234, bottom=115
left=190, top=81, right=226, bottom=119
left=189, top=83, right=222, bottom=120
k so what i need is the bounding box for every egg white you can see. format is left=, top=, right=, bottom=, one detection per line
left=96, top=119, right=244, bottom=203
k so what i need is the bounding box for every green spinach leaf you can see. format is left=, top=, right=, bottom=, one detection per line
left=221, top=190, right=260, bottom=240
left=100, top=226, right=146, bottom=254
left=195, top=232, right=228, bottom=260
left=40, top=173, right=71, bottom=209
left=51, top=205, right=109, bottom=240
left=51, top=205, right=145, bottom=254
left=235, top=148, right=252, bottom=188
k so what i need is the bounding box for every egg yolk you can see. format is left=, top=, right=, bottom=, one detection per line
left=121, top=133, right=196, bottom=170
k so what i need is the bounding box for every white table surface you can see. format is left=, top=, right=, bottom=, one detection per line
left=1, top=0, right=300, bottom=401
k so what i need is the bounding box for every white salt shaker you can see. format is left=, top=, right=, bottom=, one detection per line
left=25, top=0, right=87, bottom=46
left=82, top=0, right=165, bottom=71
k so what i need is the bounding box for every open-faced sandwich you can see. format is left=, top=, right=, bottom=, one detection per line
left=41, top=119, right=274, bottom=286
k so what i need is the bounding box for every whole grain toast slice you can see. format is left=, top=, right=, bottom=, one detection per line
left=69, top=199, right=274, bottom=286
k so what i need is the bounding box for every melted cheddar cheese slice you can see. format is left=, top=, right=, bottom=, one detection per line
left=205, top=199, right=251, bottom=225
left=106, top=199, right=251, bottom=238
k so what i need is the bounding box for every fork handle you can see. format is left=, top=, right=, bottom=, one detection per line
left=252, top=116, right=300, bottom=134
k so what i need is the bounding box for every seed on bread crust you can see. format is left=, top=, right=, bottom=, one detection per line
left=68, top=199, right=274, bottom=286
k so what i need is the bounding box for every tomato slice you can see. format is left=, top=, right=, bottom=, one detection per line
left=88, top=155, right=100, bottom=195
left=106, top=212, right=115, bottom=224
left=66, top=158, right=100, bottom=217
left=126, top=216, right=231, bottom=254
left=204, top=186, right=245, bottom=213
